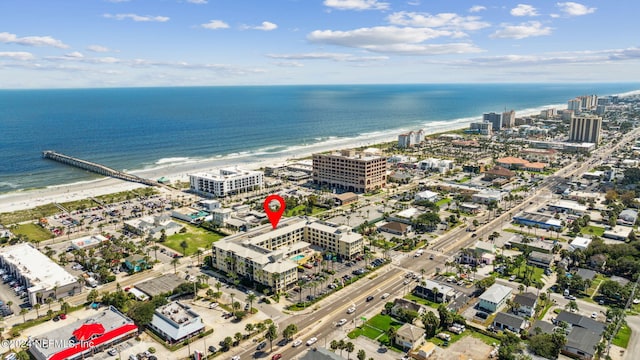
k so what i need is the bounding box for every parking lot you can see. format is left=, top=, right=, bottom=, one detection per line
left=0, top=267, right=29, bottom=314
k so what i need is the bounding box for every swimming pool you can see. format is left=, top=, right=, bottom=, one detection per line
left=291, top=254, right=305, bottom=261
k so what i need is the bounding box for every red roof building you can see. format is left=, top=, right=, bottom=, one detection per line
left=29, top=306, right=138, bottom=360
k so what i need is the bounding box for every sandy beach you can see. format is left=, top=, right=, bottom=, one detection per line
left=0, top=129, right=404, bottom=215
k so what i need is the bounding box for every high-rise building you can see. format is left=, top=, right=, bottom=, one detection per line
left=313, top=149, right=387, bottom=193
left=190, top=168, right=264, bottom=197
left=569, top=115, right=602, bottom=144
left=568, top=98, right=582, bottom=112
left=502, top=110, right=516, bottom=128
left=397, top=129, right=425, bottom=148
left=483, top=112, right=502, bottom=131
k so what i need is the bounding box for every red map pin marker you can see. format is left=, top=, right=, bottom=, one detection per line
left=264, top=194, right=286, bottom=229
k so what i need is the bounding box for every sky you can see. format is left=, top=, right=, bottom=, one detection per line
left=0, top=0, right=639, bottom=88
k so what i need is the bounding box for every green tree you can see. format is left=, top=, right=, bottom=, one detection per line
left=180, top=240, right=189, bottom=256
left=171, top=257, right=180, bottom=274
left=265, top=323, right=278, bottom=352
left=345, top=342, right=355, bottom=360
left=127, top=301, right=156, bottom=326
left=234, top=332, right=243, bottom=344
left=247, top=293, right=257, bottom=312
left=86, top=289, right=99, bottom=303
left=421, top=311, right=440, bottom=338
left=330, top=340, right=339, bottom=352
left=357, top=349, right=366, bottom=360
left=223, top=336, right=233, bottom=349
left=282, top=324, right=298, bottom=341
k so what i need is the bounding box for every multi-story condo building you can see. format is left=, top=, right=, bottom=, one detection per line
left=569, top=115, right=602, bottom=144
left=568, top=98, right=582, bottom=112
left=312, top=150, right=387, bottom=193
left=397, top=129, right=425, bottom=148
left=502, top=110, right=516, bottom=128
left=469, top=121, right=492, bottom=135
left=212, top=216, right=363, bottom=293
left=483, top=112, right=502, bottom=131
left=189, top=168, right=263, bottom=197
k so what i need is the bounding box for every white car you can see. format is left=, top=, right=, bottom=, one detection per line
left=292, top=339, right=303, bottom=347
left=337, top=318, right=348, bottom=326
left=306, top=337, right=318, bottom=346
left=209, top=302, right=218, bottom=309
left=381, top=293, right=390, bottom=299
left=591, top=312, right=598, bottom=319
left=346, top=306, right=356, bottom=314
left=231, top=356, right=240, bottom=360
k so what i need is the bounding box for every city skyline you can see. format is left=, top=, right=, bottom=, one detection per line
left=1, top=0, right=639, bottom=88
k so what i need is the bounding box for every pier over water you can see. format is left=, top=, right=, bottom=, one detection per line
left=42, top=150, right=158, bottom=187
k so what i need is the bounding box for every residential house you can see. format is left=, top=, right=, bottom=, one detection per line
left=123, top=255, right=149, bottom=273
left=513, top=292, right=537, bottom=317
left=564, top=327, right=601, bottom=360
left=575, top=268, right=597, bottom=282
left=527, top=251, right=554, bottom=268
left=391, top=298, right=425, bottom=318
left=413, top=280, right=456, bottom=303
left=378, top=221, right=410, bottom=236
left=493, top=312, right=527, bottom=333
left=479, top=284, right=513, bottom=313
left=555, top=311, right=605, bottom=335
left=618, top=209, right=638, bottom=226
left=416, top=342, right=436, bottom=359
left=395, top=323, right=425, bottom=351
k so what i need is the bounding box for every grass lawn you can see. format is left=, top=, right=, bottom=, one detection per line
left=612, top=324, right=631, bottom=348
left=11, top=223, right=53, bottom=242
left=509, top=264, right=544, bottom=286
left=164, top=223, right=224, bottom=256
left=470, top=330, right=500, bottom=346
left=538, top=303, right=553, bottom=320
left=347, top=314, right=403, bottom=341
left=404, top=293, right=440, bottom=309
left=429, top=330, right=467, bottom=346
left=586, top=274, right=606, bottom=297
left=581, top=225, right=605, bottom=237
left=436, top=198, right=452, bottom=207
left=284, top=205, right=325, bottom=217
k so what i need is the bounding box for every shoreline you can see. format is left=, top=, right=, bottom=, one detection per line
left=0, top=91, right=636, bottom=215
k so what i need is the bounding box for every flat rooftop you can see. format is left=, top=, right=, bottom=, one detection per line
left=0, top=243, right=77, bottom=292
left=190, top=167, right=262, bottom=179
left=135, top=273, right=185, bottom=297
left=156, top=301, right=199, bottom=325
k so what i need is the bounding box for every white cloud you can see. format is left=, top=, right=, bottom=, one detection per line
left=87, top=45, right=111, bottom=53
left=323, top=0, right=389, bottom=11
left=510, top=4, right=539, bottom=17
left=308, top=26, right=482, bottom=55
left=556, top=2, right=596, bottom=16
left=65, top=51, right=84, bottom=58
left=103, top=13, right=170, bottom=22
left=387, top=11, right=490, bottom=31
left=0, top=51, right=35, bottom=60
left=201, top=20, right=229, bottom=30
left=272, top=61, right=304, bottom=67
left=469, top=5, right=486, bottom=13
left=490, top=21, right=552, bottom=39
left=187, top=0, right=208, bottom=3
left=458, top=47, right=640, bottom=67
left=245, top=21, right=278, bottom=31
left=0, top=32, right=69, bottom=48
left=267, top=52, right=388, bottom=62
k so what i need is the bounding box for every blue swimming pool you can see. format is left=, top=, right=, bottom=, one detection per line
left=291, top=254, right=304, bottom=261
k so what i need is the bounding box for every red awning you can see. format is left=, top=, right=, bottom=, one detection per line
left=72, top=323, right=105, bottom=341
left=50, top=323, right=138, bottom=360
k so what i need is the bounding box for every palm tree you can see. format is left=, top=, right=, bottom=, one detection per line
left=247, top=293, right=257, bottom=312
left=432, top=287, right=439, bottom=303
left=386, top=327, right=397, bottom=346
left=45, top=297, right=53, bottom=311
left=195, top=248, right=203, bottom=266
left=20, top=308, right=28, bottom=323
left=265, top=324, right=278, bottom=352
left=171, top=257, right=179, bottom=274
left=345, top=342, right=355, bottom=360
left=179, top=240, right=188, bottom=257
left=34, top=303, right=41, bottom=318
left=357, top=349, right=366, bottom=360
left=152, top=245, right=160, bottom=262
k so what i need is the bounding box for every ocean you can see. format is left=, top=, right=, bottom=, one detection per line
left=1, top=83, right=638, bottom=194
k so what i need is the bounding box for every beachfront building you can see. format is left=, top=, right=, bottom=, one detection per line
left=502, top=110, right=516, bottom=128
left=398, top=129, right=425, bottom=148
left=469, top=121, right=492, bottom=135
left=212, top=216, right=363, bottom=293
left=29, top=306, right=138, bottom=360
left=569, top=115, right=602, bottom=144
left=483, top=112, right=502, bottom=131
left=0, top=243, right=80, bottom=306
left=312, top=149, right=387, bottom=193
left=189, top=167, right=264, bottom=198
left=149, top=302, right=205, bottom=344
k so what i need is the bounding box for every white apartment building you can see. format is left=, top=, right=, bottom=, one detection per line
left=398, top=129, right=425, bottom=148
left=189, top=167, right=263, bottom=197
left=212, top=216, right=363, bottom=293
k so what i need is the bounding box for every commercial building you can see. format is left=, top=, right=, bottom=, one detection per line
left=414, top=280, right=455, bottom=303
left=70, top=235, right=108, bottom=250
left=469, top=121, right=492, bottom=135
left=0, top=243, right=80, bottom=306
left=502, top=110, right=516, bottom=128
left=569, top=115, right=602, bottom=144
left=29, top=306, right=138, bottom=360
left=483, top=112, right=502, bottom=131
left=512, top=212, right=563, bottom=231
left=189, top=168, right=264, bottom=198
left=123, top=214, right=183, bottom=239
left=479, top=283, right=512, bottom=313
left=570, top=236, right=592, bottom=252
left=149, top=302, right=205, bottom=344
left=312, top=150, right=387, bottom=193
left=212, top=216, right=363, bottom=293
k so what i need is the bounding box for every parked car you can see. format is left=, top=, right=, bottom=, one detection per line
left=257, top=342, right=266, bottom=351
left=271, top=354, right=282, bottom=360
